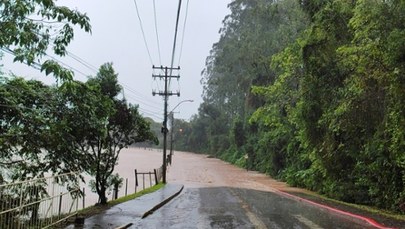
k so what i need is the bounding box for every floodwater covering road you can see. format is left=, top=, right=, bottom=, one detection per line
left=133, top=151, right=391, bottom=228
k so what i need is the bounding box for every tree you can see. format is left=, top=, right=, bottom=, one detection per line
left=195, top=0, right=309, bottom=162
left=334, top=0, right=405, bottom=209
left=173, top=0, right=405, bottom=212
left=0, top=76, right=70, bottom=224
left=252, top=0, right=404, bottom=211
left=0, top=63, right=158, bottom=205
left=0, top=76, right=61, bottom=178
left=0, top=0, right=91, bottom=80
left=91, top=100, right=156, bottom=204
left=64, top=63, right=157, bottom=204
left=0, top=0, right=92, bottom=181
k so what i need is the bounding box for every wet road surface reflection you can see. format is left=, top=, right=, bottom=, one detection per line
left=135, top=187, right=374, bottom=229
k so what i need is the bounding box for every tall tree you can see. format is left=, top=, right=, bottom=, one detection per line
left=253, top=0, right=405, bottom=211
left=169, top=0, right=405, bottom=212
left=334, top=0, right=405, bottom=208
left=198, top=0, right=309, bottom=159
left=67, top=63, right=157, bottom=204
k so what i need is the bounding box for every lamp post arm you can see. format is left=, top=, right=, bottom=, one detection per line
left=170, top=99, right=194, bottom=114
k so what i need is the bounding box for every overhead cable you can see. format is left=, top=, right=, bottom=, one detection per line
left=66, top=51, right=98, bottom=72
left=177, top=0, right=190, bottom=65
left=153, top=0, right=162, bottom=66
left=132, top=0, right=155, bottom=66
left=44, top=54, right=89, bottom=78
left=1, top=48, right=42, bottom=71
left=169, top=0, right=183, bottom=87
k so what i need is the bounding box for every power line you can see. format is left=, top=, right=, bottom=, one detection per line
left=2, top=49, right=159, bottom=114
left=138, top=107, right=163, bottom=120
left=122, top=88, right=162, bottom=111
left=51, top=50, right=165, bottom=117
left=177, top=0, right=190, bottom=65
left=44, top=54, right=90, bottom=78
left=58, top=50, right=162, bottom=110
left=138, top=106, right=162, bottom=117
left=153, top=0, right=162, bottom=66
left=2, top=49, right=164, bottom=123
left=2, top=47, right=92, bottom=79
left=66, top=51, right=98, bottom=72
left=0, top=82, right=159, bottom=121
left=169, top=0, right=183, bottom=79
left=122, top=84, right=162, bottom=106
left=63, top=51, right=158, bottom=107
left=1, top=48, right=42, bottom=71
left=132, top=0, right=155, bottom=66
left=0, top=82, right=160, bottom=120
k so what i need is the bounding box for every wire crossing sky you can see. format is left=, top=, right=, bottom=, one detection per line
left=132, top=0, right=155, bottom=66
left=153, top=0, right=162, bottom=66
left=169, top=0, right=183, bottom=89
left=1, top=0, right=232, bottom=121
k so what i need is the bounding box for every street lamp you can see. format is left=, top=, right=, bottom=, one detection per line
left=162, top=99, right=193, bottom=183
left=170, top=99, right=194, bottom=114
left=169, top=100, right=193, bottom=159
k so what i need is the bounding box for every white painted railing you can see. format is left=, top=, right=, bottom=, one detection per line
left=0, top=172, right=81, bottom=229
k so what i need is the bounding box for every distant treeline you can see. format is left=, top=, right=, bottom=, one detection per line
left=173, top=0, right=405, bottom=212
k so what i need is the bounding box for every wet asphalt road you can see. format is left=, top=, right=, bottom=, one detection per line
left=133, top=187, right=374, bottom=229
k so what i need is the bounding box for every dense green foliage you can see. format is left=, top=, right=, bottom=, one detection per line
left=0, top=0, right=158, bottom=207
left=175, top=0, right=405, bottom=212
left=0, top=63, right=157, bottom=205
left=0, top=0, right=91, bottom=80
left=0, top=67, right=156, bottom=228
left=0, top=0, right=91, bottom=183
left=0, top=77, right=59, bottom=178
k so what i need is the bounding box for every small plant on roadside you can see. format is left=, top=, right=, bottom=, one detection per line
left=89, top=173, right=124, bottom=203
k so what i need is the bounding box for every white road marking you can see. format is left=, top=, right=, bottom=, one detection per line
left=293, top=214, right=324, bottom=229
left=229, top=189, right=268, bottom=229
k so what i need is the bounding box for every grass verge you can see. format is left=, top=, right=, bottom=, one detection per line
left=62, top=183, right=165, bottom=226
left=77, top=183, right=165, bottom=218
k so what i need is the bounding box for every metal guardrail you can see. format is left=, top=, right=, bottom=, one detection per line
left=0, top=172, right=81, bottom=229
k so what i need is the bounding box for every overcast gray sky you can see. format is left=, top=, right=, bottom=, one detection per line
left=2, top=0, right=231, bottom=121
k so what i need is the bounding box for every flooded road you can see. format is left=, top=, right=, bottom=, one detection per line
left=133, top=151, right=384, bottom=229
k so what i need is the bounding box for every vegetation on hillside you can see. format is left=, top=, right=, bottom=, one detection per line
left=174, top=0, right=405, bottom=212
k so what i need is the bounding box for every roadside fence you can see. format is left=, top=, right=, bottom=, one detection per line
left=0, top=172, right=81, bottom=229
left=0, top=167, right=163, bottom=228
left=133, top=166, right=163, bottom=194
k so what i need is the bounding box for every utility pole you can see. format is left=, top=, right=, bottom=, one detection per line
left=169, top=112, right=174, bottom=163
left=152, top=65, right=180, bottom=183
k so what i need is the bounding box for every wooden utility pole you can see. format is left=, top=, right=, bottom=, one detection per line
left=152, top=65, right=180, bottom=183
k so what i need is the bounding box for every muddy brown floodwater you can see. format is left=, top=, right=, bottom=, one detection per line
left=82, top=148, right=163, bottom=206
left=167, top=150, right=306, bottom=194
left=86, top=147, right=302, bottom=206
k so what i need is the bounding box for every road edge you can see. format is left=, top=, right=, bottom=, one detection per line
left=141, top=184, right=184, bottom=219
left=276, top=190, right=398, bottom=229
